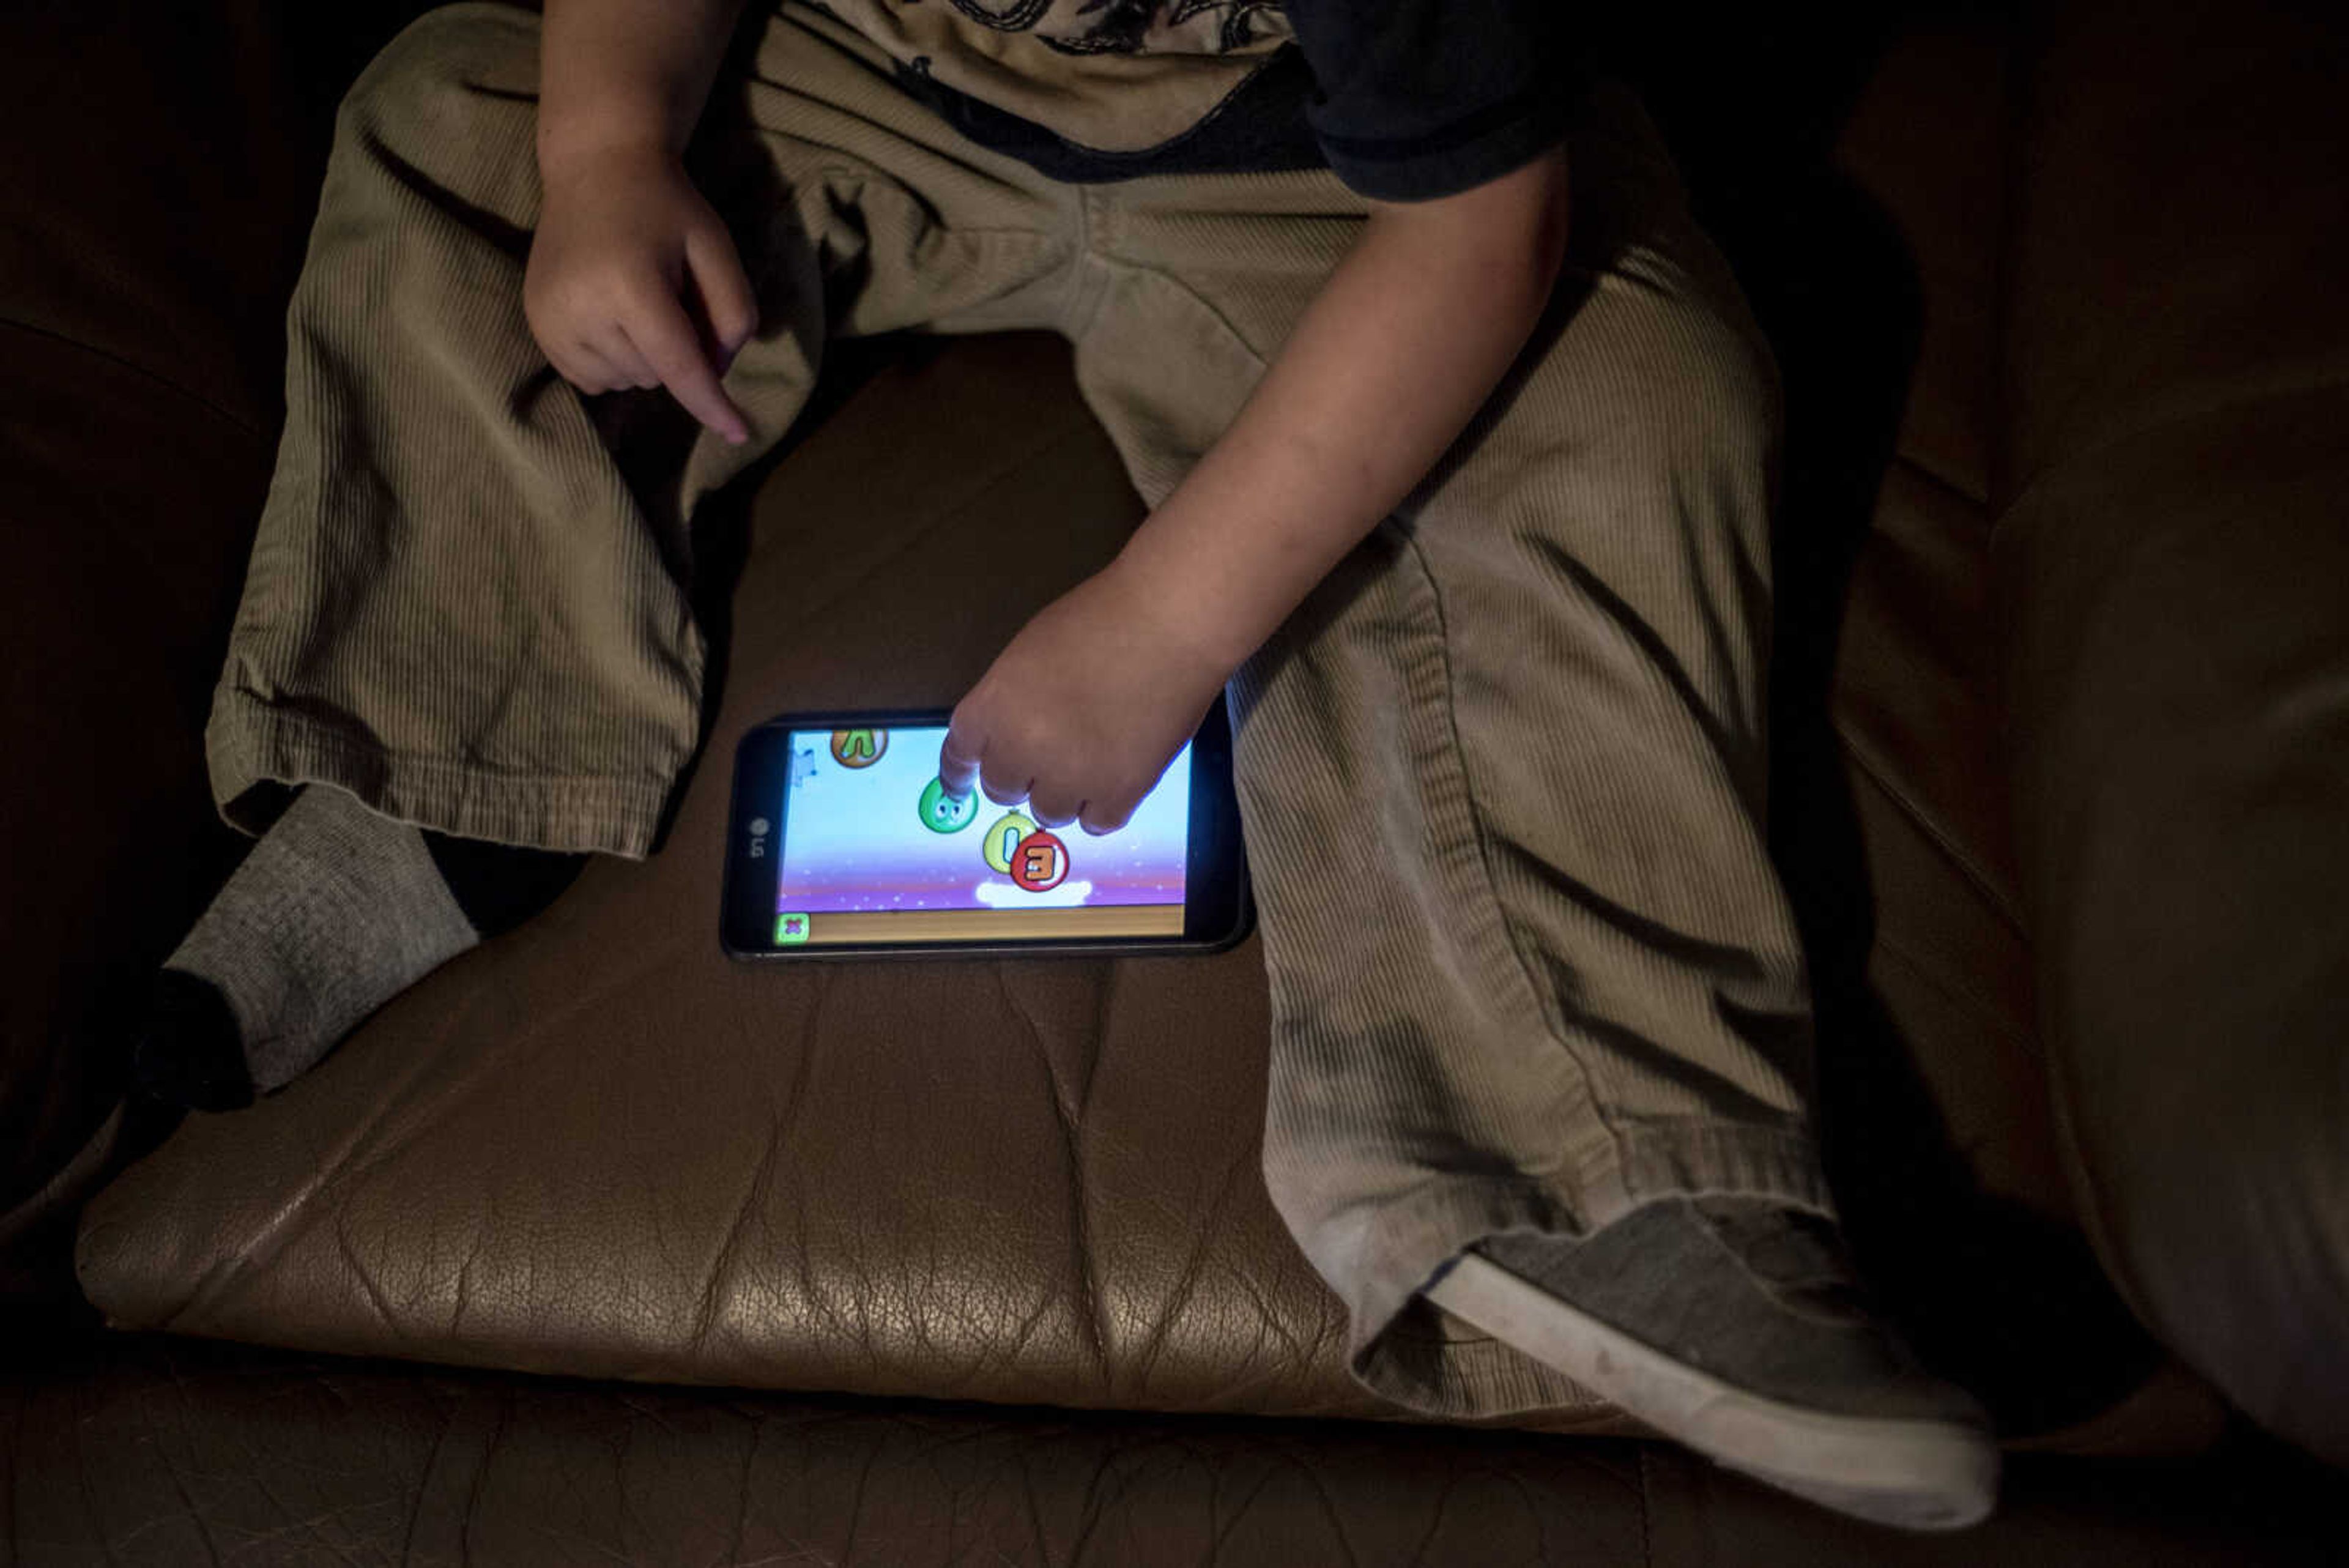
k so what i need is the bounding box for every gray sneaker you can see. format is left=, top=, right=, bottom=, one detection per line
left=1423, top=1196, right=1999, bottom=1531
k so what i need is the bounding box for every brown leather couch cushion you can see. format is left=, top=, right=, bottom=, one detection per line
left=76, top=332, right=1576, bottom=1429
left=1992, top=0, right=2349, bottom=1463
left=1831, top=15, right=2011, bottom=507
left=1827, top=21, right=2054, bottom=1217
left=6, top=1335, right=2336, bottom=1567
left=1738, top=12, right=2183, bottom=1437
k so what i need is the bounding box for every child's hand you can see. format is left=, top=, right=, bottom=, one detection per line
left=525, top=144, right=757, bottom=443
left=940, top=559, right=1234, bottom=835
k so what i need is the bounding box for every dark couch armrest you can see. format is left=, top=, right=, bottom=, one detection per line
left=0, top=334, right=265, bottom=1252
left=0, top=0, right=435, bottom=1290
left=1991, top=0, right=2349, bottom=1463
left=0, top=1, right=444, bottom=430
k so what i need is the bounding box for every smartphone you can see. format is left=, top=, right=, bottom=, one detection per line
left=721, top=699, right=1252, bottom=959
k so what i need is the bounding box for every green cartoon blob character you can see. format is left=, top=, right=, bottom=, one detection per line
left=917, top=775, right=979, bottom=834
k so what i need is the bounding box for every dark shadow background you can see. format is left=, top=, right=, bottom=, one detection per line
left=1598, top=4, right=2165, bottom=1436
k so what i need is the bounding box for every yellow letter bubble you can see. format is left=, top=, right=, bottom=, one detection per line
left=983, top=811, right=1037, bottom=874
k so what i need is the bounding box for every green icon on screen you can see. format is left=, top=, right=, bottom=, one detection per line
left=775, top=912, right=811, bottom=946
left=917, top=775, right=978, bottom=834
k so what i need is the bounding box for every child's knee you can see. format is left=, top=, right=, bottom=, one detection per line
left=336, top=3, right=541, bottom=148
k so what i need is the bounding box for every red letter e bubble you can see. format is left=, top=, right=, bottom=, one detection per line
left=1011, top=830, right=1069, bottom=893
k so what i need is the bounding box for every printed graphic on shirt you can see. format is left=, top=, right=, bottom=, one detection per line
left=937, top=0, right=1282, bottom=58
left=798, top=0, right=1296, bottom=155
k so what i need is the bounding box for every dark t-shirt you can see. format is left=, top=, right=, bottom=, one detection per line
left=874, top=0, right=1586, bottom=202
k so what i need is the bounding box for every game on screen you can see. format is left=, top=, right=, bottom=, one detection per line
left=769, top=725, right=1193, bottom=946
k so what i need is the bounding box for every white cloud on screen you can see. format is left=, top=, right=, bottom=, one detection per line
left=971, top=880, right=1094, bottom=909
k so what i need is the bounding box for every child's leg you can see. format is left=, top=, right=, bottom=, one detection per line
left=1071, top=87, right=1993, bottom=1525
left=211, top=2, right=1072, bottom=858
left=143, top=2, right=1078, bottom=1107
left=1077, top=81, right=1818, bottom=1387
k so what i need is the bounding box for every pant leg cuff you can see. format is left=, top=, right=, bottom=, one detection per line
left=1341, top=1120, right=1830, bottom=1421
left=207, top=689, right=672, bottom=859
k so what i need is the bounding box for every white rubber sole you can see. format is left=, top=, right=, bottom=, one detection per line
left=1425, top=1252, right=2000, bottom=1531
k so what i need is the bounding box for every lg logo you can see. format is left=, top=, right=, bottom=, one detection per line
left=748, top=816, right=770, bottom=858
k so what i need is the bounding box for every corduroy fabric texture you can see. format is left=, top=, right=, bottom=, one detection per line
left=206, top=0, right=1829, bottom=1418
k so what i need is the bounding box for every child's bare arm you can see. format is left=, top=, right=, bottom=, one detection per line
left=1121, top=145, right=1573, bottom=678
left=940, top=147, right=1572, bottom=834
left=527, top=0, right=757, bottom=441
left=539, top=0, right=744, bottom=162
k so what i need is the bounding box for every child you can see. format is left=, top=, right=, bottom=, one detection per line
left=131, top=0, right=1998, bottom=1528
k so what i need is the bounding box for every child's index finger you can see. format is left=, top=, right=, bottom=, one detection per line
left=622, top=299, right=749, bottom=445
left=937, top=726, right=983, bottom=800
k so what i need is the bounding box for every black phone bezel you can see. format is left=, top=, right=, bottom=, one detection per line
left=719, top=698, right=1251, bottom=959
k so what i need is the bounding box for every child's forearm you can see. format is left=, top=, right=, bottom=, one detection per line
left=1116, top=147, right=1573, bottom=674
left=538, top=0, right=749, bottom=178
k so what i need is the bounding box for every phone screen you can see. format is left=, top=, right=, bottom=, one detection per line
left=760, top=724, right=1195, bottom=948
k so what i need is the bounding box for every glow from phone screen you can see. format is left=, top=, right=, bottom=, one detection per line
left=771, top=726, right=1192, bottom=946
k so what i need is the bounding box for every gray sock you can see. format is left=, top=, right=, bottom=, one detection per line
left=161, top=786, right=481, bottom=1096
